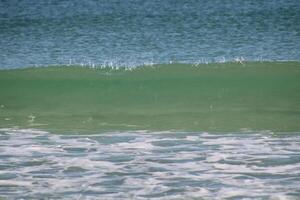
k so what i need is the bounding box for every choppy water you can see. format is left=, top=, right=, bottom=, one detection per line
left=0, top=129, right=300, bottom=199
left=1, top=0, right=300, bottom=68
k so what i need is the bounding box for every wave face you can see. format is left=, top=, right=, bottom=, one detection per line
left=0, top=62, right=299, bottom=133
left=0, top=129, right=300, bottom=199
left=0, top=0, right=300, bottom=68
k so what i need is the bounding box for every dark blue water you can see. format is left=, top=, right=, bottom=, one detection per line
left=0, top=0, right=300, bottom=68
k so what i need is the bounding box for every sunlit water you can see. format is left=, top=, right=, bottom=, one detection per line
left=0, top=129, right=299, bottom=199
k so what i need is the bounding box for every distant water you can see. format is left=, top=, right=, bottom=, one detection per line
left=0, top=0, right=300, bottom=68
left=1, top=1, right=300, bottom=199
left=0, top=129, right=300, bottom=199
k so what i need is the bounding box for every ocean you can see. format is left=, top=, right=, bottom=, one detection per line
left=0, top=0, right=300, bottom=199
left=0, top=0, right=300, bottom=68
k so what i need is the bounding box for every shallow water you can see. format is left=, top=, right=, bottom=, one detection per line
left=1, top=62, right=300, bottom=132
left=0, top=129, right=299, bottom=199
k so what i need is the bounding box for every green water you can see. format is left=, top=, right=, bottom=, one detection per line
left=0, top=62, right=299, bottom=133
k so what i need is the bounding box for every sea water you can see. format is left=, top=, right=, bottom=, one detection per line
left=0, top=0, right=300, bottom=199
left=0, top=0, right=299, bottom=68
left=0, top=129, right=300, bottom=199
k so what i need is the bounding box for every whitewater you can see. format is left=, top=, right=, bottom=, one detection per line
left=0, top=129, right=300, bottom=199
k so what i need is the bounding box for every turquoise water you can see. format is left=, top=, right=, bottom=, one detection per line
left=1, top=62, right=299, bottom=133
left=1, top=1, right=300, bottom=199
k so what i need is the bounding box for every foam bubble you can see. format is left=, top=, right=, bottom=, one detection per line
left=0, top=129, right=299, bottom=199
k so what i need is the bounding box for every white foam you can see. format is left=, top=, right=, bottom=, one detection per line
left=0, top=128, right=49, bottom=134
left=0, top=180, right=32, bottom=187
left=113, top=141, right=154, bottom=150
left=185, top=135, right=199, bottom=141
left=0, top=129, right=299, bottom=199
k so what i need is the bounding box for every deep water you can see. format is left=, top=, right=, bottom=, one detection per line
left=0, top=0, right=300, bottom=68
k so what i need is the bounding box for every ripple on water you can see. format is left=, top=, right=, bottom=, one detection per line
left=0, top=129, right=299, bottom=199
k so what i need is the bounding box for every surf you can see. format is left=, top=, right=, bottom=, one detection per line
left=1, top=129, right=299, bottom=199
left=0, top=61, right=299, bottom=133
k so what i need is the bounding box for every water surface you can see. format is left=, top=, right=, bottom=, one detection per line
left=0, top=129, right=300, bottom=199
left=1, top=0, right=299, bottom=68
